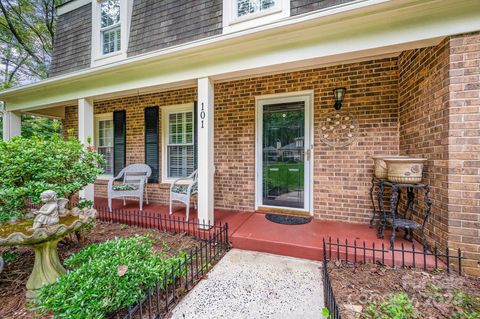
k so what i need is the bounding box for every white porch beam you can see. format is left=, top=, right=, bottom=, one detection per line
left=2, top=111, right=21, bottom=141
left=197, top=77, right=215, bottom=228
left=77, top=98, right=95, bottom=201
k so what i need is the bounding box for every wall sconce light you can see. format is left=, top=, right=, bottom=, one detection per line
left=333, top=87, right=346, bottom=111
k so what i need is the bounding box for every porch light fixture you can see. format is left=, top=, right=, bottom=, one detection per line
left=333, top=87, right=346, bottom=111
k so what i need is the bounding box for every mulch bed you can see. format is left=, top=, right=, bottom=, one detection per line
left=327, top=260, right=480, bottom=319
left=0, top=221, right=200, bottom=319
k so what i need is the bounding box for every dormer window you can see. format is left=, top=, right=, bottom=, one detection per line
left=100, top=0, right=121, bottom=55
left=91, top=0, right=132, bottom=67
left=223, top=0, right=290, bottom=33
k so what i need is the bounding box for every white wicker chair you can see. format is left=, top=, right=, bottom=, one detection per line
left=108, top=164, right=152, bottom=212
left=169, top=170, right=198, bottom=221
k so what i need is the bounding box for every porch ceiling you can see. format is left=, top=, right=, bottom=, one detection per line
left=1, top=0, right=480, bottom=111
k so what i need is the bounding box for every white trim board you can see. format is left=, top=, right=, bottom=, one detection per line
left=255, top=91, right=314, bottom=215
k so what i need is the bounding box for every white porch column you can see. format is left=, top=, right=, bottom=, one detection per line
left=78, top=98, right=95, bottom=201
left=197, top=77, right=215, bottom=227
left=2, top=111, right=21, bottom=141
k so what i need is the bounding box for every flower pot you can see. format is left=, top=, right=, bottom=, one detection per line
left=383, top=157, right=427, bottom=184
left=372, top=156, right=409, bottom=179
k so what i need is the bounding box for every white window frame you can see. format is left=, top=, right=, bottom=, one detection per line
left=161, top=103, right=195, bottom=184
left=223, top=0, right=290, bottom=33
left=91, top=0, right=133, bottom=67
left=94, top=112, right=114, bottom=179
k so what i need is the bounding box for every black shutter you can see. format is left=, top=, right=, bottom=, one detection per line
left=194, top=101, right=198, bottom=170
left=144, top=106, right=159, bottom=183
left=113, top=110, right=126, bottom=176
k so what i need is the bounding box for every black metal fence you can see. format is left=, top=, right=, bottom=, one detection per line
left=321, top=238, right=465, bottom=319
left=95, top=206, right=227, bottom=242
left=322, top=241, right=341, bottom=319
left=113, top=223, right=229, bottom=319
left=90, top=207, right=231, bottom=318
left=323, top=237, right=464, bottom=275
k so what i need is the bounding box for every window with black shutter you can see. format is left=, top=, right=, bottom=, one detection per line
left=113, top=110, right=126, bottom=176
left=144, top=106, right=159, bottom=183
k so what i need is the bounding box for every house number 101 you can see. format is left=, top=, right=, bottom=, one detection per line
left=200, top=103, right=206, bottom=128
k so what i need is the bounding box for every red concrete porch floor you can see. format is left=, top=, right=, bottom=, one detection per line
left=95, top=197, right=442, bottom=269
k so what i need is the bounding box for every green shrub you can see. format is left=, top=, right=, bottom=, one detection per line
left=36, top=236, right=186, bottom=319
left=0, top=134, right=103, bottom=219
left=364, top=292, right=417, bottom=319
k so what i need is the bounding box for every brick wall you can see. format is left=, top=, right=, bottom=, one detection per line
left=214, top=58, right=399, bottom=222
left=398, top=39, right=451, bottom=252
left=447, top=32, right=480, bottom=276
left=64, top=88, right=197, bottom=203
left=63, top=58, right=399, bottom=223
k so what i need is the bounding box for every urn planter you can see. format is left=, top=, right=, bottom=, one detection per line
left=372, top=156, right=409, bottom=179
left=383, top=157, right=427, bottom=184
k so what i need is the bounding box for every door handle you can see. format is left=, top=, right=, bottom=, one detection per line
left=306, top=146, right=313, bottom=161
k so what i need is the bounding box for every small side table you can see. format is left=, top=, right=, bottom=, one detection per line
left=370, top=178, right=432, bottom=248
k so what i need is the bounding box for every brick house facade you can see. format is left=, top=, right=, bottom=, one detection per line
left=1, top=1, right=479, bottom=275
left=59, top=34, right=479, bottom=274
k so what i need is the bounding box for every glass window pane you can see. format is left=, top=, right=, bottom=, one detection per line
left=237, top=0, right=276, bottom=17
left=101, top=0, right=120, bottom=28
left=97, top=119, right=114, bottom=174
left=102, top=26, right=121, bottom=54
left=167, top=110, right=195, bottom=178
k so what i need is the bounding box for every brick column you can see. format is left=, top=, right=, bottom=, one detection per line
left=447, top=33, right=480, bottom=276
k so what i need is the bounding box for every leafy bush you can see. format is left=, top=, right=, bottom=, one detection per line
left=364, top=292, right=417, bottom=319
left=0, top=134, right=103, bottom=219
left=36, top=236, right=186, bottom=318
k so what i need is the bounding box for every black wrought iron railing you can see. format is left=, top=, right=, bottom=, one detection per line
left=321, top=238, right=464, bottom=319
left=113, top=225, right=229, bottom=319
left=322, top=241, right=341, bottom=319
left=323, top=237, right=463, bottom=274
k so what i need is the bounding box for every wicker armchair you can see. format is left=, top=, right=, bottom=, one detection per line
left=169, top=170, right=198, bottom=221
left=108, top=164, right=152, bottom=212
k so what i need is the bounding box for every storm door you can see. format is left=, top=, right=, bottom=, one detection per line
left=258, top=99, right=311, bottom=210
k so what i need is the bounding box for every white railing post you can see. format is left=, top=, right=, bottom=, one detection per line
left=78, top=98, right=95, bottom=201
left=197, top=77, right=215, bottom=228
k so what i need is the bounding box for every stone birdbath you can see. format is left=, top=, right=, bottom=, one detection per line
left=0, top=193, right=96, bottom=299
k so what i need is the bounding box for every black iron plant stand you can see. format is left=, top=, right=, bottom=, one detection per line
left=370, top=178, right=432, bottom=249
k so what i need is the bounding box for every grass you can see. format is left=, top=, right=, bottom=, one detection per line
left=263, top=162, right=304, bottom=194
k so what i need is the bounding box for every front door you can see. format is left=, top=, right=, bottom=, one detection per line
left=256, top=94, right=312, bottom=212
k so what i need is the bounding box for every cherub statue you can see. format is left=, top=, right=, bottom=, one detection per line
left=29, top=190, right=69, bottom=230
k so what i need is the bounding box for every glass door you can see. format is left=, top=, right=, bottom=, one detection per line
left=262, top=102, right=305, bottom=209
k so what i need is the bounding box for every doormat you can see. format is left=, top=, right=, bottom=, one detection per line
left=265, top=213, right=312, bottom=225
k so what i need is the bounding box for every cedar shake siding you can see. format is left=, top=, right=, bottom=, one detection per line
left=49, top=3, right=92, bottom=77
left=127, top=0, right=223, bottom=56
left=290, top=0, right=356, bottom=16
left=48, top=0, right=359, bottom=74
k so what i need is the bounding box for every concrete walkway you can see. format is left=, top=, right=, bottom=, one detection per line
left=171, top=249, right=324, bottom=319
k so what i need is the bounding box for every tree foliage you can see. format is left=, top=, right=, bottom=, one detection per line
left=0, top=134, right=104, bottom=220
left=0, top=0, right=61, bottom=87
